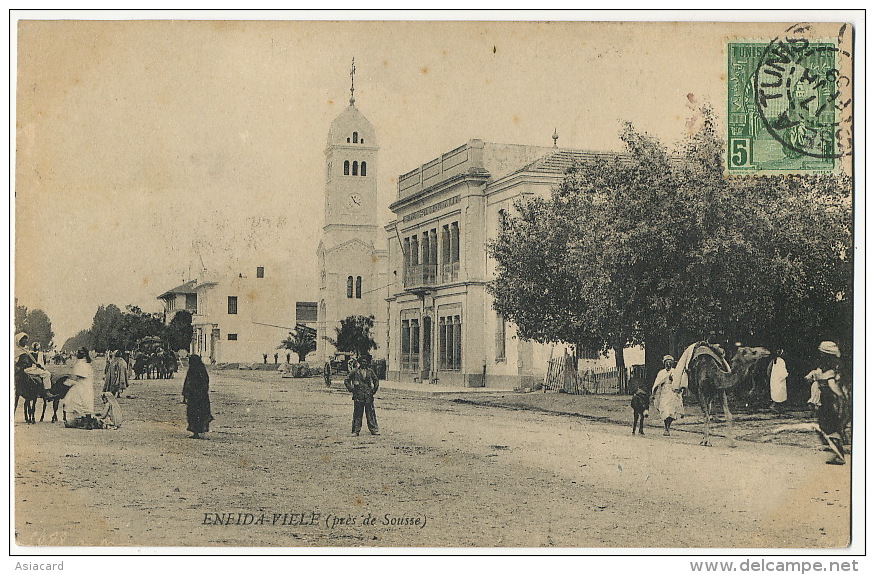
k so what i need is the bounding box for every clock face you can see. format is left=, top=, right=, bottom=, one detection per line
left=347, top=193, right=363, bottom=210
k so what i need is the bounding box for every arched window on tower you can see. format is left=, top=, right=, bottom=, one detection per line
left=343, top=161, right=350, bottom=175
left=352, top=161, right=358, bottom=176
left=352, top=132, right=358, bottom=143
left=360, top=161, right=367, bottom=176
left=360, top=138, right=365, bottom=144
left=347, top=276, right=354, bottom=299
left=355, top=276, right=362, bottom=299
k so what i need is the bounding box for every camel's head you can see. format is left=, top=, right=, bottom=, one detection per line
left=731, top=346, right=771, bottom=376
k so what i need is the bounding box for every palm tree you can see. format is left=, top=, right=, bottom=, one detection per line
left=280, top=327, right=317, bottom=363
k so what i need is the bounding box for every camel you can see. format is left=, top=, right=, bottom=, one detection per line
left=685, top=344, right=771, bottom=446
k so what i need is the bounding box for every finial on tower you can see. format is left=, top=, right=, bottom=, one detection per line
left=552, top=128, right=559, bottom=148
left=349, top=57, right=356, bottom=106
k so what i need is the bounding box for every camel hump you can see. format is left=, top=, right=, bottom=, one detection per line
left=692, top=343, right=732, bottom=373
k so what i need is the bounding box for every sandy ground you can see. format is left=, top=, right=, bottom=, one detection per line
left=13, top=363, right=851, bottom=549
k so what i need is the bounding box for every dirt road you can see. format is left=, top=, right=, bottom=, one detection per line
left=13, top=365, right=851, bottom=549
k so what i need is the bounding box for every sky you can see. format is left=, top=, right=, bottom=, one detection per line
left=12, top=16, right=851, bottom=346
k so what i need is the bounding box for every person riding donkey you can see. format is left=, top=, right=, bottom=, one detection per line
left=14, top=333, right=59, bottom=400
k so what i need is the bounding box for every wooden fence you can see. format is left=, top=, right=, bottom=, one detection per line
left=543, top=352, right=646, bottom=395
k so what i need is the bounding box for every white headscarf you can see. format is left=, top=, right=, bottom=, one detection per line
left=73, top=359, right=92, bottom=380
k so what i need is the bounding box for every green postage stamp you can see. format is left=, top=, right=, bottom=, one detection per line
left=727, top=32, right=851, bottom=175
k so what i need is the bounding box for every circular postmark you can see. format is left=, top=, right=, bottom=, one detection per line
left=753, top=26, right=852, bottom=160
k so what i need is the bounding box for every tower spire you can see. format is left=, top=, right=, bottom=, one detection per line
left=552, top=128, right=559, bottom=148
left=349, top=57, right=356, bottom=106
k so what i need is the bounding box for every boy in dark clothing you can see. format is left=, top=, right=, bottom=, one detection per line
left=630, top=386, right=650, bottom=435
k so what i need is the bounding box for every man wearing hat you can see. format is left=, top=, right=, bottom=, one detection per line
left=651, top=354, right=684, bottom=436
left=14, top=332, right=57, bottom=399
left=343, top=354, right=380, bottom=436
left=804, top=341, right=850, bottom=465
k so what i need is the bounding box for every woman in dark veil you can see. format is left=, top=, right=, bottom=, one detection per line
left=182, top=354, right=213, bottom=439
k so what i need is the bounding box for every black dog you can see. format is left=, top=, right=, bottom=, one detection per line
left=630, top=387, right=650, bottom=435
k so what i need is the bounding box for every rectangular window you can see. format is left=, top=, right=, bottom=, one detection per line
left=295, top=301, right=318, bottom=323
left=438, top=313, right=462, bottom=371
left=441, top=222, right=460, bottom=282
left=228, top=333, right=238, bottom=341
left=185, top=293, right=197, bottom=312
left=256, top=266, right=264, bottom=278
left=450, top=222, right=460, bottom=264
left=227, top=296, right=238, bottom=315
left=495, top=312, right=506, bottom=361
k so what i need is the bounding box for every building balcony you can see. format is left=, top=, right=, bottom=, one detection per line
left=402, top=262, right=461, bottom=293
left=403, top=264, right=438, bottom=290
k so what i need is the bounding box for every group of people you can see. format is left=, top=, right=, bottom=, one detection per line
left=646, top=340, right=850, bottom=465
left=13, top=333, right=124, bottom=429
left=176, top=352, right=379, bottom=440
left=132, top=348, right=179, bottom=380
left=263, top=352, right=293, bottom=364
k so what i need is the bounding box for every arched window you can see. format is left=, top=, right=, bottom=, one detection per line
left=360, top=138, right=365, bottom=144
left=352, top=131, right=358, bottom=143
left=352, top=161, right=358, bottom=176
left=347, top=276, right=353, bottom=299
left=360, top=161, right=367, bottom=176
left=343, top=161, right=350, bottom=175
left=355, top=276, right=362, bottom=298
left=346, top=137, right=350, bottom=143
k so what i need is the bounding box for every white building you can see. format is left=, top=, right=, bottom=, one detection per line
left=386, top=139, right=635, bottom=388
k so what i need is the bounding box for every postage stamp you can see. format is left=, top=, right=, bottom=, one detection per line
left=727, top=25, right=852, bottom=175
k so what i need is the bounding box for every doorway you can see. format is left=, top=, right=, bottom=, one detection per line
left=421, top=316, right=432, bottom=380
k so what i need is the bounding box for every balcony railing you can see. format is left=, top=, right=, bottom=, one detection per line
left=403, top=264, right=439, bottom=288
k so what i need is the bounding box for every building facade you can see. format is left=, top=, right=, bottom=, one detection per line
left=158, top=263, right=317, bottom=365
left=386, top=139, right=627, bottom=388
left=316, top=76, right=389, bottom=362
left=158, top=280, right=199, bottom=326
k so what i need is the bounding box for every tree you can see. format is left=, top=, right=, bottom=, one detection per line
left=666, top=111, right=852, bottom=365
left=90, top=304, right=166, bottom=352
left=63, top=329, right=94, bottom=352
left=325, top=315, right=378, bottom=358
left=25, top=309, right=55, bottom=350
left=488, top=123, right=677, bottom=384
left=120, top=305, right=164, bottom=351
left=14, top=301, right=27, bottom=333
left=280, top=326, right=317, bottom=362
left=165, top=310, right=194, bottom=352
left=489, top=111, right=852, bottom=384
left=14, top=301, right=55, bottom=350
left=90, top=304, right=124, bottom=353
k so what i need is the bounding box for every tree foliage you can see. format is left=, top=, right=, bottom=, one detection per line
left=89, top=304, right=167, bottom=352
left=325, top=315, right=378, bottom=358
left=165, top=310, right=194, bottom=352
left=14, top=301, right=55, bottom=350
left=62, top=329, right=94, bottom=352
left=488, top=110, right=853, bottom=373
left=280, top=326, right=317, bottom=362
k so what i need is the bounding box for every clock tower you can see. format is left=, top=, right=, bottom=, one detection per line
left=317, top=59, right=388, bottom=362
